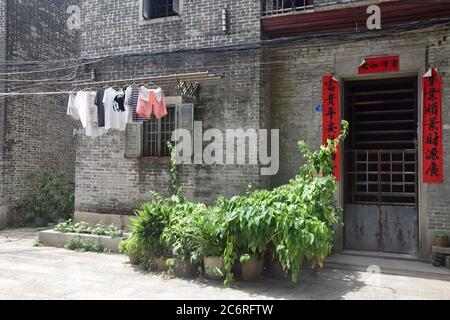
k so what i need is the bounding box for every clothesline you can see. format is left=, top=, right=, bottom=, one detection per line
left=0, top=72, right=221, bottom=97
left=68, top=82, right=170, bottom=137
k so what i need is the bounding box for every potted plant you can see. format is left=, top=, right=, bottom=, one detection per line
left=195, top=207, right=227, bottom=280
left=155, top=257, right=170, bottom=273
left=33, top=194, right=49, bottom=227
left=119, top=238, right=141, bottom=265
left=204, top=256, right=226, bottom=280
left=240, top=254, right=264, bottom=282
left=173, top=259, right=198, bottom=279
left=265, top=258, right=289, bottom=280
left=434, top=232, right=449, bottom=247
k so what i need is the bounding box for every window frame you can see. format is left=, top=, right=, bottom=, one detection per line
left=140, top=0, right=183, bottom=25
left=141, top=102, right=194, bottom=159
left=142, top=105, right=177, bottom=158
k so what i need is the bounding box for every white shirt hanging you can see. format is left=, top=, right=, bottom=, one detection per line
left=74, top=91, right=106, bottom=137
left=66, top=92, right=79, bottom=120
left=103, top=88, right=128, bottom=131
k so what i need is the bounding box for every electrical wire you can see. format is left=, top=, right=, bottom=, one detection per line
left=0, top=17, right=448, bottom=96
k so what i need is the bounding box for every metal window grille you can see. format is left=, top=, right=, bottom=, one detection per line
left=346, top=150, right=417, bottom=206
left=143, top=106, right=176, bottom=157
left=261, top=0, right=361, bottom=16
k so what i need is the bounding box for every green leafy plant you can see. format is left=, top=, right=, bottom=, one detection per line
left=131, top=194, right=173, bottom=259
left=161, top=200, right=207, bottom=263
left=220, top=121, right=349, bottom=285
left=168, top=142, right=183, bottom=199
left=74, top=222, right=91, bottom=234
left=55, top=219, right=75, bottom=233
left=93, top=223, right=107, bottom=236
left=435, top=232, right=448, bottom=239
left=10, top=168, right=74, bottom=225
left=194, top=206, right=226, bottom=259
left=119, top=237, right=141, bottom=255
left=64, top=238, right=105, bottom=253
left=54, top=220, right=123, bottom=238
left=128, top=122, right=348, bottom=286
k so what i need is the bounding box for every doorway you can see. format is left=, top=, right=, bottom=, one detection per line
left=343, top=76, right=419, bottom=255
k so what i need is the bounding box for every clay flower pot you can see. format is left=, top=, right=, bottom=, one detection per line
left=267, top=260, right=289, bottom=280
left=241, top=258, right=264, bottom=282
left=204, top=256, right=226, bottom=280
left=174, top=260, right=197, bottom=279
left=434, top=237, right=449, bottom=247
left=156, top=258, right=169, bottom=273
left=129, top=253, right=140, bottom=266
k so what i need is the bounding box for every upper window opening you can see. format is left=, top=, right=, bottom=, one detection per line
left=143, top=0, right=181, bottom=20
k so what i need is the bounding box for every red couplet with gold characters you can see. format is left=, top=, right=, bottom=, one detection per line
left=322, top=75, right=341, bottom=181
left=423, top=68, right=443, bottom=184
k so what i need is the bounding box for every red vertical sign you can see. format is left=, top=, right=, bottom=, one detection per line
left=322, top=75, right=341, bottom=181
left=423, top=68, right=443, bottom=184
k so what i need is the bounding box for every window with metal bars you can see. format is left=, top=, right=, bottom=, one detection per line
left=143, top=0, right=180, bottom=20
left=143, top=106, right=176, bottom=157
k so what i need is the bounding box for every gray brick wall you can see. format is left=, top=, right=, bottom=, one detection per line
left=81, top=0, right=261, bottom=59
left=75, top=0, right=265, bottom=213
left=0, top=0, right=7, bottom=213
left=0, top=0, right=80, bottom=224
left=75, top=50, right=264, bottom=214
left=426, top=27, right=450, bottom=233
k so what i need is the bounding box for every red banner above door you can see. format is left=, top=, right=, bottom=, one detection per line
left=322, top=75, right=341, bottom=181
left=359, top=56, right=400, bottom=74
left=423, top=68, right=443, bottom=184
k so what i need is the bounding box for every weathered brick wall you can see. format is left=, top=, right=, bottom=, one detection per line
left=426, top=27, right=450, bottom=235
left=0, top=0, right=7, bottom=225
left=75, top=50, right=264, bottom=214
left=75, top=1, right=264, bottom=213
left=81, top=0, right=261, bottom=59
left=1, top=0, right=80, bottom=224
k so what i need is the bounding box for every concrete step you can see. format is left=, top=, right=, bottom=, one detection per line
left=342, top=250, right=419, bottom=262
left=325, top=253, right=450, bottom=281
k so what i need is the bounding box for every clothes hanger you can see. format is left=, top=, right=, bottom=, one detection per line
left=145, top=81, right=160, bottom=90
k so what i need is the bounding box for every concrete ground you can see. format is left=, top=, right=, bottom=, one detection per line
left=0, top=228, right=449, bottom=300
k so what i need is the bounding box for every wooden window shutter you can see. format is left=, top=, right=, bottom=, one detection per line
left=125, top=123, right=143, bottom=158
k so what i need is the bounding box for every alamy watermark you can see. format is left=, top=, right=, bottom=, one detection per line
left=367, top=5, right=381, bottom=30
left=67, top=5, right=81, bottom=30
left=171, top=123, right=280, bottom=176
left=367, top=265, right=382, bottom=286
